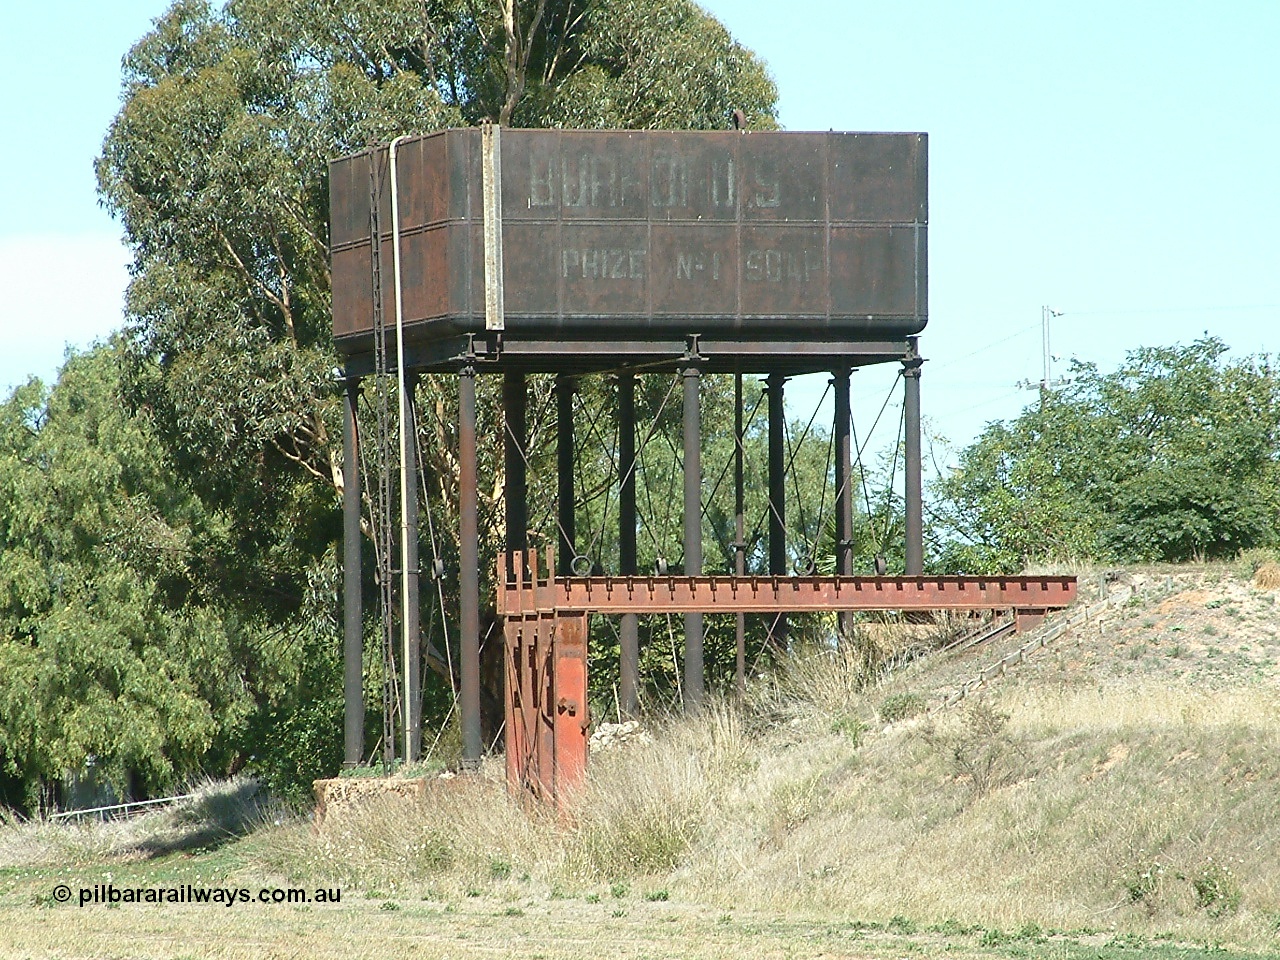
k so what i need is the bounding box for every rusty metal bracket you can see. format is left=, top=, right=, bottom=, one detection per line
left=502, top=551, right=588, bottom=808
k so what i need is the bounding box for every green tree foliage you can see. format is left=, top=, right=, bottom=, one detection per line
left=81, top=0, right=779, bottom=785
left=96, top=0, right=777, bottom=542
left=935, top=339, right=1280, bottom=572
left=0, top=347, right=251, bottom=801
left=0, top=345, right=349, bottom=806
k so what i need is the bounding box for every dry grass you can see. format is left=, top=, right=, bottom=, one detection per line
left=7, top=562, right=1280, bottom=957
left=256, top=763, right=556, bottom=897
left=239, top=677, right=1280, bottom=949
left=1255, top=562, right=1280, bottom=590
left=240, top=567, right=1280, bottom=950
left=0, top=777, right=271, bottom=867
left=1005, top=682, right=1280, bottom=733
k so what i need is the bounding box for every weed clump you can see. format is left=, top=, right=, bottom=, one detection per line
left=879, top=693, right=926, bottom=724
left=1191, top=862, right=1242, bottom=917
left=573, top=794, right=697, bottom=876
left=923, top=700, right=1029, bottom=799
left=1125, top=861, right=1167, bottom=915
left=1122, top=858, right=1244, bottom=920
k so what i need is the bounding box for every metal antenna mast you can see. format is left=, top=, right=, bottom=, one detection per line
left=1019, top=305, right=1067, bottom=408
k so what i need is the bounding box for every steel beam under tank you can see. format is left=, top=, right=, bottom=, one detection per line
left=556, top=374, right=576, bottom=571
left=767, top=372, right=787, bottom=650
left=504, top=373, right=527, bottom=575
left=833, top=367, right=855, bottom=639
left=733, top=372, right=746, bottom=696
left=339, top=336, right=916, bottom=377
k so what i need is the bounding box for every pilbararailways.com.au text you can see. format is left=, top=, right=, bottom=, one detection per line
left=60, top=884, right=341, bottom=908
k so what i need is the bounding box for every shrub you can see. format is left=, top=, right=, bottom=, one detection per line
left=830, top=714, right=865, bottom=744
left=1191, top=862, right=1241, bottom=918
left=925, top=700, right=1028, bottom=799
left=1237, top=547, right=1280, bottom=578
left=1124, top=862, right=1165, bottom=914
left=879, top=693, right=926, bottom=724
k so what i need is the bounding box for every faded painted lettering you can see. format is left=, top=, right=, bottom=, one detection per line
left=744, top=249, right=820, bottom=283
left=651, top=154, right=689, bottom=209
left=709, top=158, right=735, bottom=208
left=750, top=163, right=781, bottom=208
left=675, top=250, right=722, bottom=281
left=530, top=156, right=556, bottom=207
left=563, top=154, right=636, bottom=208
left=562, top=248, right=647, bottom=280
left=534, top=150, right=753, bottom=214
left=530, top=154, right=638, bottom=208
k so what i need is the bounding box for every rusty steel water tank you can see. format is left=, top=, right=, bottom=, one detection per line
left=329, top=128, right=927, bottom=359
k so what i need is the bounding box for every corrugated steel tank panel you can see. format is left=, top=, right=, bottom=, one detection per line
left=329, top=129, right=927, bottom=354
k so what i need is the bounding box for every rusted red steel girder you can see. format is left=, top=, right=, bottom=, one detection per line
left=498, top=549, right=1077, bottom=617
left=499, top=548, right=1076, bottom=806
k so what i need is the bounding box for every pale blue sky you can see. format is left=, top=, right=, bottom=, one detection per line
left=2, top=1, right=1277, bottom=465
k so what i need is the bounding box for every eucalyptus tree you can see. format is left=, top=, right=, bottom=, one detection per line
left=98, top=0, right=776, bottom=525
left=95, top=0, right=778, bottom=773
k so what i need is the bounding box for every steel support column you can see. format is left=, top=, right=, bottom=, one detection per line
left=617, top=372, right=639, bottom=717
left=342, top=381, right=363, bottom=767
left=682, top=363, right=704, bottom=709
left=403, top=375, right=422, bottom=762
left=556, top=374, right=576, bottom=569
left=504, top=373, right=528, bottom=573
left=459, top=365, right=482, bottom=767
left=903, top=340, right=924, bottom=576
left=767, top=372, right=788, bottom=649
left=733, top=372, right=746, bottom=695
left=833, top=368, right=855, bottom=639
